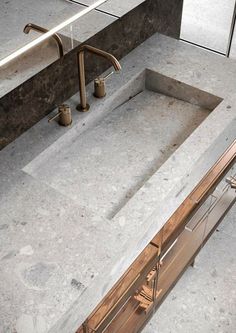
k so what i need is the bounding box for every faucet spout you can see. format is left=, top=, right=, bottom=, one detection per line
left=77, top=45, right=121, bottom=111
left=23, top=23, right=64, bottom=58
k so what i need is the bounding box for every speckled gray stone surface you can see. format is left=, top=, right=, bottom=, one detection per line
left=0, top=33, right=236, bottom=333
left=24, top=90, right=210, bottom=219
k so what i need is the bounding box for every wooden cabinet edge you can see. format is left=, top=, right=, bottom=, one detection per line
left=77, top=139, right=236, bottom=333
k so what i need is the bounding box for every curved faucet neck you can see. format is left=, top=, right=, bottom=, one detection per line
left=77, top=45, right=121, bottom=112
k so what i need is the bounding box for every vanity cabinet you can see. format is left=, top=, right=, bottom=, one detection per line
left=156, top=181, right=235, bottom=308
left=77, top=141, right=236, bottom=333
left=77, top=241, right=162, bottom=333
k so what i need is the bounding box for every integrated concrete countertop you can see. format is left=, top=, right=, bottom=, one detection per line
left=0, top=33, right=236, bottom=333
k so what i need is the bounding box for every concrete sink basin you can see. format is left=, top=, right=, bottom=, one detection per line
left=23, top=69, right=222, bottom=219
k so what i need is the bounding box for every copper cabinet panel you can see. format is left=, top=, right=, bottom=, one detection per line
left=78, top=141, right=236, bottom=333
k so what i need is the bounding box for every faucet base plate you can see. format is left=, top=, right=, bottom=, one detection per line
left=76, top=104, right=90, bottom=112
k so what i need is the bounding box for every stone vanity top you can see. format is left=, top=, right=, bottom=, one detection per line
left=0, top=33, right=236, bottom=333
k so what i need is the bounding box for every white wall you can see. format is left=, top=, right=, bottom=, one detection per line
left=181, top=0, right=235, bottom=54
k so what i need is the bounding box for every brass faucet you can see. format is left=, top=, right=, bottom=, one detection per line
left=77, top=45, right=121, bottom=112
left=23, top=23, right=64, bottom=58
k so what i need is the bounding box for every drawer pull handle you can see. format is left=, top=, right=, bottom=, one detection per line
left=146, top=268, right=157, bottom=286
left=134, top=285, right=162, bottom=314
left=226, top=176, right=236, bottom=189
left=134, top=293, right=153, bottom=314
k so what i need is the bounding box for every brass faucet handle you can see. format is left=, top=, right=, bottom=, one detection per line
left=93, top=71, right=114, bottom=99
left=94, top=77, right=106, bottom=98
left=48, top=105, right=72, bottom=126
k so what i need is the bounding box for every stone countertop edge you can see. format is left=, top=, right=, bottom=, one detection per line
left=0, top=32, right=236, bottom=333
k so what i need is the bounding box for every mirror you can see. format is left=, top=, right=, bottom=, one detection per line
left=0, top=0, right=113, bottom=97
left=0, top=1, right=111, bottom=65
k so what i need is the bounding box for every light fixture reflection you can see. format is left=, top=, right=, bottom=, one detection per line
left=0, top=0, right=108, bottom=67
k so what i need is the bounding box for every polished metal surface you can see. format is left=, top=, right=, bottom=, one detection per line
left=94, top=77, right=106, bottom=98
left=48, top=104, right=72, bottom=126
left=76, top=44, right=121, bottom=111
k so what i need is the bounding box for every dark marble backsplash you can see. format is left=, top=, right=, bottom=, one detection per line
left=0, top=0, right=183, bottom=150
